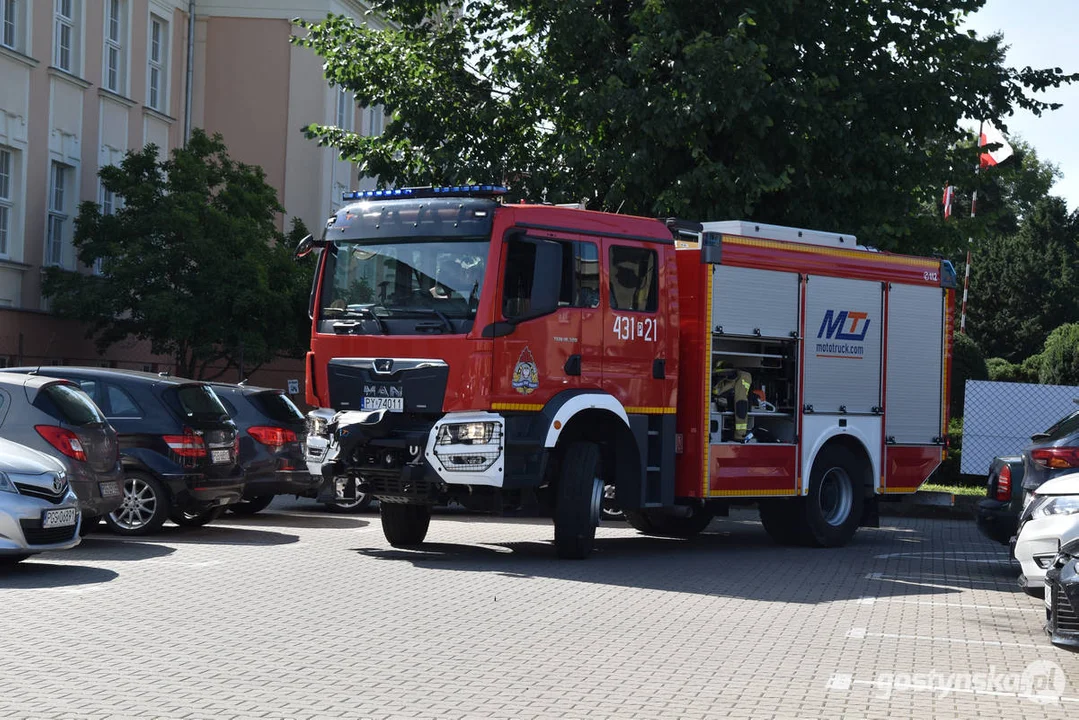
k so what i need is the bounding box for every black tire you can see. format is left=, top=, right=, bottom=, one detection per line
left=0, top=554, right=31, bottom=565
left=758, top=500, right=807, bottom=545
left=322, top=493, right=373, bottom=514
left=104, top=472, right=171, bottom=536
left=380, top=503, right=431, bottom=547
left=624, top=506, right=714, bottom=539
left=170, top=505, right=224, bottom=528
left=802, top=445, right=866, bottom=547
left=553, top=442, right=603, bottom=559
left=623, top=509, right=657, bottom=534
left=228, top=495, right=275, bottom=516
left=79, top=516, right=102, bottom=537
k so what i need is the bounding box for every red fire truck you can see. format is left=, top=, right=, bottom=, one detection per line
left=298, top=185, right=954, bottom=558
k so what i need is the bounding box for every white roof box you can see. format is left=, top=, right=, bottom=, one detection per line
left=701, top=220, right=859, bottom=249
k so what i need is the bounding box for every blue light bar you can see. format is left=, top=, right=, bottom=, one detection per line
left=342, top=184, right=508, bottom=202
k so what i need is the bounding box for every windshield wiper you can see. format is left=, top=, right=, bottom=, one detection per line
left=407, top=307, right=454, bottom=334
left=342, top=307, right=389, bottom=335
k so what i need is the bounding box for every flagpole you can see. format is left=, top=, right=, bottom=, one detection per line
left=959, top=121, right=983, bottom=334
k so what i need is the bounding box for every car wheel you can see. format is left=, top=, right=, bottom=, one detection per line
left=170, top=506, right=224, bottom=528
left=601, top=483, right=624, bottom=521
left=228, top=495, right=275, bottom=515
left=322, top=479, right=373, bottom=514
left=78, top=515, right=102, bottom=537
left=380, top=503, right=431, bottom=547
left=553, top=441, right=604, bottom=559
left=802, top=445, right=866, bottom=547
left=104, top=473, right=170, bottom=536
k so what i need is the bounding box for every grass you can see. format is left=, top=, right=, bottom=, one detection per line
left=920, top=483, right=985, bottom=497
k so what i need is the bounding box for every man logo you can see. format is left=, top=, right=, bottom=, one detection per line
left=373, top=359, right=394, bottom=374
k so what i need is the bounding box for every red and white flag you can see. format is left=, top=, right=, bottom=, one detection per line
left=979, top=121, right=1014, bottom=168
left=942, top=185, right=955, bottom=219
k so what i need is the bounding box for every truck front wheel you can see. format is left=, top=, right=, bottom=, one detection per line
left=553, top=442, right=604, bottom=559
left=380, top=503, right=431, bottom=547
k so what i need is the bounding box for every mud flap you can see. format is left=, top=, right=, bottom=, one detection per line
left=860, top=495, right=880, bottom=528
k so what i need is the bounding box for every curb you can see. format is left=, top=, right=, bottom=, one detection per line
left=879, top=491, right=979, bottom=521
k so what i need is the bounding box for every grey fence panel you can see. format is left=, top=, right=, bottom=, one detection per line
left=961, top=380, right=1079, bottom=475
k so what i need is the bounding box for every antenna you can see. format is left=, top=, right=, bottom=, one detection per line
left=31, top=332, right=57, bottom=376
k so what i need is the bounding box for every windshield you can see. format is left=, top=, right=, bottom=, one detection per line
left=35, top=383, right=106, bottom=426
left=1041, top=410, right=1079, bottom=442
left=167, top=384, right=230, bottom=421
left=321, top=238, right=488, bottom=324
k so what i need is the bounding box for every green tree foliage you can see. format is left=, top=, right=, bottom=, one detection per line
left=1039, top=323, right=1079, bottom=386
left=43, top=130, right=314, bottom=379
left=965, top=195, right=1079, bottom=361
left=292, top=1, right=1074, bottom=255
left=951, top=332, right=988, bottom=418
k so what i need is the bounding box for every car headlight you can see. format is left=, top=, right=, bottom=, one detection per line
left=1031, top=496, right=1079, bottom=519
left=0, top=472, right=16, bottom=494
left=306, top=412, right=329, bottom=437
left=437, top=422, right=500, bottom=446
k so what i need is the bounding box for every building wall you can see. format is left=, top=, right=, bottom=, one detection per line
left=0, top=0, right=379, bottom=391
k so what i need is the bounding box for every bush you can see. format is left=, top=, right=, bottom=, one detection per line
left=950, top=332, right=988, bottom=418
left=987, top=356, right=1042, bottom=382
left=931, top=417, right=977, bottom=486
left=1039, top=323, right=1079, bottom=385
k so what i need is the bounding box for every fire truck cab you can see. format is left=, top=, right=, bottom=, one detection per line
left=300, top=185, right=954, bottom=558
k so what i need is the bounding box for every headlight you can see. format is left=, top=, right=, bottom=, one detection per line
left=1031, top=496, right=1079, bottom=519
left=0, top=472, right=16, bottom=494
left=306, top=412, right=329, bottom=437
left=437, top=422, right=500, bottom=446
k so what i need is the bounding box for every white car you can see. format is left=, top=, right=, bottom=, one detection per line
left=0, top=437, right=82, bottom=564
left=1014, top=471, right=1079, bottom=595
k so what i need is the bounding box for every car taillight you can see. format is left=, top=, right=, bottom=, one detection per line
left=1031, top=447, right=1079, bottom=469
left=995, top=465, right=1011, bottom=501
left=35, top=425, right=87, bottom=462
left=248, top=426, right=298, bottom=448
left=163, top=428, right=207, bottom=458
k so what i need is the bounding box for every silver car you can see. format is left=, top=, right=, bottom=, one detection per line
left=0, top=437, right=82, bottom=564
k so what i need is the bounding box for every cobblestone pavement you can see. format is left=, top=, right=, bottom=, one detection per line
left=1, top=500, right=1076, bottom=719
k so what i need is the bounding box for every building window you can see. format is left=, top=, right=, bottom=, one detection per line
left=1, top=0, right=17, bottom=50
left=0, top=148, right=10, bottom=257
left=147, top=15, right=167, bottom=111
left=104, top=0, right=126, bottom=93
left=336, top=89, right=352, bottom=130
left=54, top=0, right=77, bottom=73
left=364, top=106, right=384, bottom=137
left=47, top=162, right=71, bottom=267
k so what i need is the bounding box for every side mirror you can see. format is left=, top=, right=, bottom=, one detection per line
left=294, top=234, right=319, bottom=260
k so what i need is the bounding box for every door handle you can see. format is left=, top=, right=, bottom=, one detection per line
left=564, top=354, right=582, bottom=376
left=653, top=359, right=666, bottom=379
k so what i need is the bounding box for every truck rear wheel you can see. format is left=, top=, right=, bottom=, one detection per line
left=802, top=445, right=865, bottom=547
left=553, top=442, right=603, bottom=559
left=380, top=503, right=431, bottom=547
left=758, top=500, right=806, bottom=545
left=624, top=506, right=714, bottom=539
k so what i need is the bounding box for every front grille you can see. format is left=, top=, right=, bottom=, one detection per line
left=14, top=483, right=67, bottom=504
left=1052, top=585, right=1079, bottom=632
left=363, top=469, right=438, bottom=499
left=19, top=520, right=78, bottom=545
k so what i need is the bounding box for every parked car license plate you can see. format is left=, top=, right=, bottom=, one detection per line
left=362, top=396, right=404, bottom=412
left=42, top=507, right=78, bottom=528
left=210, top=449, right=231, bottom=464
left=99, top=481, right=121, bottom=498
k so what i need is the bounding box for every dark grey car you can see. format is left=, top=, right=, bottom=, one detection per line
left=0, top=372, right=123, bottom=525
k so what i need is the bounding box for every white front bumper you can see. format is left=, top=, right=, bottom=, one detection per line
left=1015, top=514, right=1079, bottom=588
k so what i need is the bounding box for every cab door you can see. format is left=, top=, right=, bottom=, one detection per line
left=490, top=232, right=581, bottom=407
left=601, top=240, right=672, bottom=410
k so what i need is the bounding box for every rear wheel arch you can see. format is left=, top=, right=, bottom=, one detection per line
left=806, top=434, right=875, bottom=496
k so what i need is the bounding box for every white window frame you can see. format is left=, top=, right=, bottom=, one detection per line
left=46, top=161, right=70, bottom=268
left=364, top=106, right=384, bottom=137
left=54, top=0, right=77, bottom=73
left=147, top=13, right=168, bottom=112
left=336, top=89, right=352, bottom=131
left=0, top=147, right=11, bottom=258
left=1, top=0, right=18, bottom=51
left=103, top=0, right=126, bottom=94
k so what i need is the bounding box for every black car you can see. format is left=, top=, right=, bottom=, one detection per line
left=976, top=407, right=1079, bottom=545
left=4, top=367, right=244, bottom=535
left=1044, top=537, right=1079, bottom=649
left=210, top=383, right=318, bottom=514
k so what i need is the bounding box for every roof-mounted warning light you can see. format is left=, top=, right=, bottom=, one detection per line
left=342, top=185, right=508, bottom=202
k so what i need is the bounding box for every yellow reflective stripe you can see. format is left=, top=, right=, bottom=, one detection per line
left=723, top=235, right=937, bottom=268
left=882, top=486, right=921, bottom=494
left=490, top=402, right=543, bottom=412
left=707, top=488, right=798, bottom=497
left=624, top=406, right=677, bottom=415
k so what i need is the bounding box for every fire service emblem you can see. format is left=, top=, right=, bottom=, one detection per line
left=512, top=347, right=539, bottom=395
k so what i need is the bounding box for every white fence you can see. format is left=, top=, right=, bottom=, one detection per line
left=961, top=380, right=1079, bottom=475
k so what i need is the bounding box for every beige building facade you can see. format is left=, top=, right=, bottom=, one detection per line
left=0, top=0, right=383, bottom=381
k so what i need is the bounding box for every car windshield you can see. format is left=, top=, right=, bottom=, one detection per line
left=170, top=384, right=229, bottom=420
left=35, top=383, right=106, bottom=426
left=320, top=238, right=488, bottom=322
